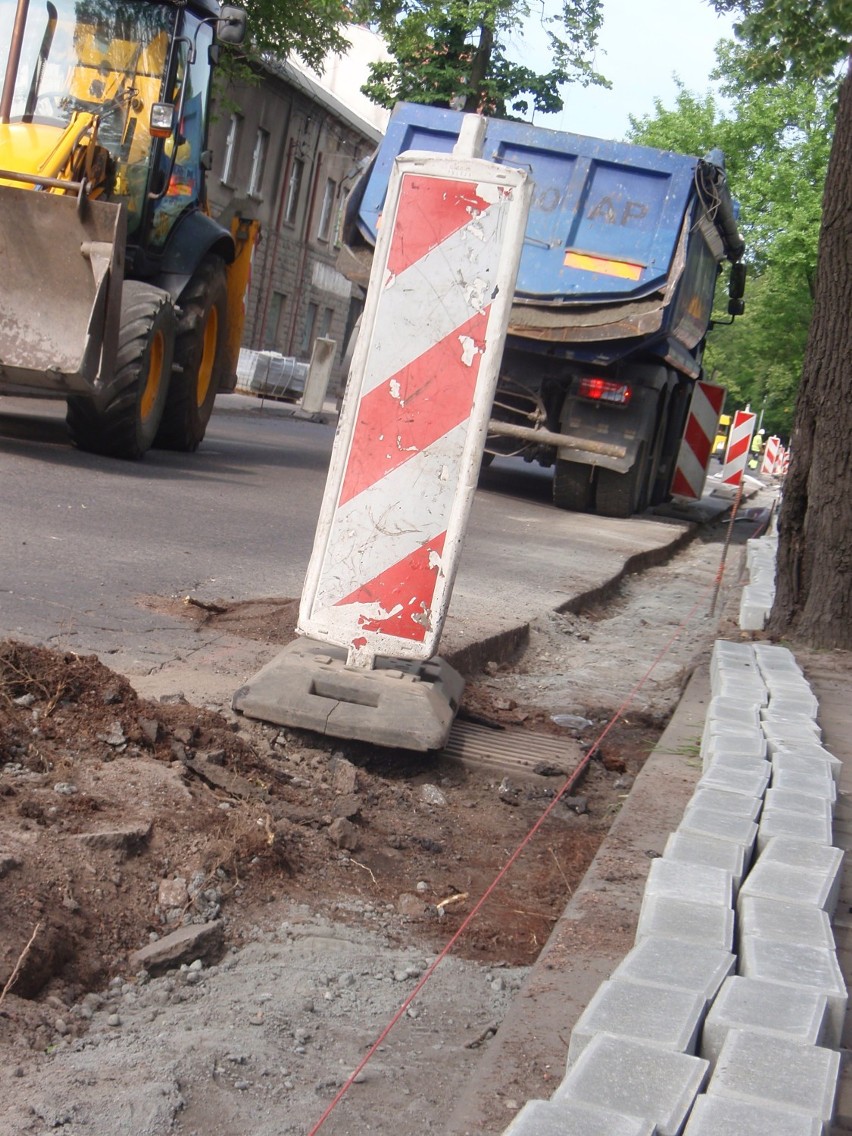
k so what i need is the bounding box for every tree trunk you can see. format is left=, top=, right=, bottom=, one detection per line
left=767, top=59, right=852, bottom=648
left=462, top=23, right=494, bottom=111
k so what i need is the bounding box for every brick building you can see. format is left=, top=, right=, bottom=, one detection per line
left=206, top=53, right=385, bottom=392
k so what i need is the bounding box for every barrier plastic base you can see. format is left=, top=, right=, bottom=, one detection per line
left=232, top=637, right=465, bottom=752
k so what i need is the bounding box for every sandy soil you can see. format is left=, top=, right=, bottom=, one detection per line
left=0, top=513, right=780, bottom=1136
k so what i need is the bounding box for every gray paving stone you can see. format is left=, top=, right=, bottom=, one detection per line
left=554, top=1034, right=709, bottom=1136
left=706, top=1028, right=840, bottom=1125
left=663, top=831, right=748, bottom=889
left=773, top=749, right=843, bottom=785
left=643, top=858, right=734, bottom=906
left=636, top=895, right=734, bottom=951
left=502, top=1098, right=655, bottom=1136
left=708, top=695, right=761, bottom=725
left=698, top=764, right=770, bottom=800
left=700, top=975, right=830, bottom=1066
left=610, top=937, right=735, bottom=1002
left=764, top=788, right=835, bottom=821
left=770, top=772, right=837, bottom=805
left=687, top=786, right=762, bottom=820
left=738, top=894, right=836, bottom=950
left=683, top=1093, right=822, bottom=1135
left=757, top=808, right=834, bottom=853
left=567, top=978, right=705, bottom=1064
left=739, top=857, right=842, bottom=914
left=701, top=734, right=769, bottom=770
left=759, top=835, right=844, bottom=877
left=738, top=938, right=847, bottom=1046
left=702, top=748, right=770, bottom=775
left=679, top=806, right=758, bottom=856
left=774, top=743, right=843, bottom=781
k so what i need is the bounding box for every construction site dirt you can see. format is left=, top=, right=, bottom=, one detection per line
left=0, top=514, right=787, bottom=1136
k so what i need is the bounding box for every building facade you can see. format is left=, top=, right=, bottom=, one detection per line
left=206, top=55, right=385, bottom=393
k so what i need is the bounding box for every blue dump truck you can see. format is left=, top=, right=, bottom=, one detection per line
left=338, top=103, right=746, bottom=517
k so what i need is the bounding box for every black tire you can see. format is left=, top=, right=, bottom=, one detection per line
left=553, top=459, right=594, bottom=512
left=596, top=444, right=649, bottom=518
left=66, top=282, right=176, bottom=460
left=155, top=256, right=228, bottom=452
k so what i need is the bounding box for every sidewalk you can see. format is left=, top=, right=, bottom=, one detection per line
left=447, top=524, right=850, bottom=1136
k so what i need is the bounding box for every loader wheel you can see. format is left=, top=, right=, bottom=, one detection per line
left=155, top=257, right=228, bottom=452
left=66, top=283, right=176, bottom=460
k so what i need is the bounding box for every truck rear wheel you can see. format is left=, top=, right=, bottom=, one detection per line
left=155, top=257, right=228, bottom=452
left=596, top=444, right=649, bottom=518
left=66, top=283, right=176, bottom=460
left=553, top=459, right=594, bottom=511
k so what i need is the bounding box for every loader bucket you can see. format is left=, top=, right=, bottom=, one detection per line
left=0, top=186, right=125, bottom=399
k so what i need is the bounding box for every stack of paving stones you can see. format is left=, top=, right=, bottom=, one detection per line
left=501, top=638, right=846, bottom=1136
left=739, top=530, right=779, bottom=630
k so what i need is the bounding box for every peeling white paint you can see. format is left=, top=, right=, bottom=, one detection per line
left=438, top=464, right=449, bottom=482
left=389, top=378, right=402, bottom=400
left=463, top=275, right=488, bottom=312
left=458, top=334, right=483, bottom=367
left=427, top=550, right=444, bottom=574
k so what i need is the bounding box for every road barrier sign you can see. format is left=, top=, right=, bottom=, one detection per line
left=721, top=409, right=757, bottom=487
left=234, top=118, right=532, bottom=749
left=671, top=380, right=726, bottom=500
left=761, top=435, right=781, bottom=475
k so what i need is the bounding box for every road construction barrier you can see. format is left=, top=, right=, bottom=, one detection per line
left=720, top=409, right=757, bottom=488
left=671, top=379, right=726, bottom=500
left=298, top=124, right=531, bottom=668
left=761, top=435, right=781, bottom=475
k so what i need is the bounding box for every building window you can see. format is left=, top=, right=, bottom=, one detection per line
left=301, top=302, right=318, bottom=354
left=264, top=291, right=287, bottom=350
left=248, top=128, right=269, bottom=198
left=316, top=178, right=338, bottom=242
left=319, top=306, right=334, bottom=338
left=220, top=112, right=242, bottom=185
left=284, top=157, right=304, bottom=225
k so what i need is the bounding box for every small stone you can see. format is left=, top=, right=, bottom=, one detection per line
left=54, top=1019, right=69, bottom=1035
left=53, top=782, right=77, bottom=796
left=107, top=1014, right=121, bottom=1027
left=397, top=893, right=431, bottom=918
left=327, top=817, right=359, bottom=851
left=420, top=784, right=447, bottom=807
left=498, top=778, right=521, bottom=806
left=138, top=718, right=160, bottom=745
left=159, top=878, right=189, bottom=909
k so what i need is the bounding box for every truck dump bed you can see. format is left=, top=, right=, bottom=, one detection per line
left=346, top=103, right=742, bottom=364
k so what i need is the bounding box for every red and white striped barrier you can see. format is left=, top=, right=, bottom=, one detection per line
left=780, top=447, right=791, bottom=476
left=761, top=435, right=781, bottom=475
left=720, top=409, right=757, bottom=488
left=299, top=132, right=531, bottom=667
left=671, top=379, right=726, bottom=500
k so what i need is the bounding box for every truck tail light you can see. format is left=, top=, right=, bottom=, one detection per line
left=578, top=377, right=632, bottom=405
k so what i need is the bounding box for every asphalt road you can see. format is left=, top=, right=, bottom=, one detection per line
left=0, top=393, right=699, bottom=702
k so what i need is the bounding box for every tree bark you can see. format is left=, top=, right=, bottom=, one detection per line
left=768, top=59, right=852, bottom=648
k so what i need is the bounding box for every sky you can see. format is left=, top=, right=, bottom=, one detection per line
left=511, top=0, right=738, bottom=140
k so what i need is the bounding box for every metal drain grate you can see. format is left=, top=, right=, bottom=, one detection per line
left=440, top=718, right=583, bottom=778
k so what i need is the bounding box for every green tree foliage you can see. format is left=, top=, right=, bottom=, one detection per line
left=239, top=0, right=351, bottom=73
left=628, top=75, right=834, bottom=438
left=355, top=0, right=608, bottom=116
left=707, top=0, right=852, bottom=648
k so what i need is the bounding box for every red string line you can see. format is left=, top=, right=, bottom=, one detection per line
left=307, top=550, right=729, bottom=1135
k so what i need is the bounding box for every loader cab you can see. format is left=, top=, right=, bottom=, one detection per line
left=0, top=0, right=228, bottom=259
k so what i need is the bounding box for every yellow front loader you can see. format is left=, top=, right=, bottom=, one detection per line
left=0, top=0, right=258, bottom=457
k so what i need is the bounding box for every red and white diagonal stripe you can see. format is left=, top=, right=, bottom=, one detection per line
left=721, top=409, right=756, bottom=487
left=300, top=164, right=527, bottom=660
left=671, top=379, right=726, bottom=500
left=761, top=435, right=780, bottom=475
